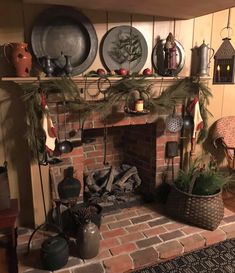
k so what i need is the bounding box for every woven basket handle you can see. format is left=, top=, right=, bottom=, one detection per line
left=188, top=170, right=200, bottom=194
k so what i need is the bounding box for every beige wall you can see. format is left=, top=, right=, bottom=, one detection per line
left=0, top=2, right=234, bottom=226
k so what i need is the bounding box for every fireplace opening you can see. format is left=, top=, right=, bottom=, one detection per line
left=82, top=124, right=157, bottom=209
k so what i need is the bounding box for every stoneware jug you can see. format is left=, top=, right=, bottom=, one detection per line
left=76, top=220, right=100, bottom=259
left=198, top=40, right=214, bottom=76
left=4, top=42, right=32, bottom=77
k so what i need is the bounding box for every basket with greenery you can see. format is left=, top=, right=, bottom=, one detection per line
left=166, top=157, right=230, bottom=230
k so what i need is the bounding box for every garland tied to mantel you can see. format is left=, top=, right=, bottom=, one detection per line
left=21, top=76, right=212, bottom=161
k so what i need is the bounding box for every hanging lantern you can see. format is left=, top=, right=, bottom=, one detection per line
left=213, top=9, right=235, bottom=84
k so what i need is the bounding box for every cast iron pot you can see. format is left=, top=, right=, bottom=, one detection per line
left=41, top=235, right=69, bottom=271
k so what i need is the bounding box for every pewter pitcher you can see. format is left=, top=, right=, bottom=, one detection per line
left=198, top=40, right=214, bottom=76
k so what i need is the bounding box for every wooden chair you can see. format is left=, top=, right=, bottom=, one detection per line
left=212, top=116, right=235, bottom=173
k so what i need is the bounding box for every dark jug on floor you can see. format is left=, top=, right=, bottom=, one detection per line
left=0, top=162, right=10, bottom=210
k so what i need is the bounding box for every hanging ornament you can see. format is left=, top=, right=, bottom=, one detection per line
left=183, top=114, right=194, bottom=129
left=165, top=107, right=183, bottom=133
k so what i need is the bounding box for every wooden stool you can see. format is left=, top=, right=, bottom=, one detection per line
left=0, top=199, right=19, bottom=248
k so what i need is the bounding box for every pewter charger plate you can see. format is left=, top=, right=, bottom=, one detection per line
left=31, top=6, right=98, bottom=76
left=101, top=26, right=148, bottom=73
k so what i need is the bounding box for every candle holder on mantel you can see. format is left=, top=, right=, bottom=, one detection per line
left=124, top=97, right=150, bottom=115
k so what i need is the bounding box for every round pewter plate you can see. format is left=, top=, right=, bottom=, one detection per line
left=101, top=26, right=148, bottom=73
left=152, top=39, right=185, bottom=76
left=31, top=6, right=98, bottom=76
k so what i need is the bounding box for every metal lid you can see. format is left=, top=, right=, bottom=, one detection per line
left=41, top=236, right=68, bottom=253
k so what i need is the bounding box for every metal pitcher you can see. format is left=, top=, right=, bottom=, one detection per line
left=198, top=40, right=214, bottom=76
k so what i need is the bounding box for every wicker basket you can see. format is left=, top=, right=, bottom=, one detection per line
left=166, top=185, right=224, bottom=230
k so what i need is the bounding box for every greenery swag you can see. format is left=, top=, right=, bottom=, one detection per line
left=21, top=76, right=212, bottom=161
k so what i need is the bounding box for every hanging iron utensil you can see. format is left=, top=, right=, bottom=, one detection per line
left=97, top=77, right=111, bottom=166
left=57, top=102, right=73, bottom=154
left=165, top=106, right=183, bottom=133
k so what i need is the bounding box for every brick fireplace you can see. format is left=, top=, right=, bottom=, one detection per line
left=48, top=101, right=181, bottom=204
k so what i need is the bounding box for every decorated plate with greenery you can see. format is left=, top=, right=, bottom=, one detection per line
left=101, top=26, right=148, bottom=73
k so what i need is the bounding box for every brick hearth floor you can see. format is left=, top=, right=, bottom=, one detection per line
left=18, top=190, right=235, bottom=273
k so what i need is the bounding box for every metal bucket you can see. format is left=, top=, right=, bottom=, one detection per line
left=0, top=162, right=10, bottom=210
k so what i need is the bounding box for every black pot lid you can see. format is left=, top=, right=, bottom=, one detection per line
left=101, top=25, right=148, bottom=73
left=31, top=6, right=98, bottom=76
left=41, top=236, right=68, bottom=253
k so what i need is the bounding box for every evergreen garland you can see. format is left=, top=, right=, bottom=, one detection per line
left=21, top=76, right=212, bottom=161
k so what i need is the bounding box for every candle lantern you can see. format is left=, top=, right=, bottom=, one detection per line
left=213, top=8, right=235, bottom=84
left=213, top=38, right=235, bottom=84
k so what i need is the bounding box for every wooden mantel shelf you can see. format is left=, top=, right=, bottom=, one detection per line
left=1, top=76, right=211, bottom=84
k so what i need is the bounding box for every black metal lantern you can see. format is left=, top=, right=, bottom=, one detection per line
left=213, top=38, right=235, bottom=84
left=213, top=9, right=235, bottom=84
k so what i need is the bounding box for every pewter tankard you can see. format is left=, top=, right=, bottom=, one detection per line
left=198, top=40, right=214, bottom=76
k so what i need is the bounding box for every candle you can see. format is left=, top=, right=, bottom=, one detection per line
left=226, top=64, right=231, bottom=82
left=217, top=65, right=221, bottom=82
left=135, top=99, right=144, bottom=112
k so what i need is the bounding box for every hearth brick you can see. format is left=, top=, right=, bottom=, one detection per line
left=148, top=217, right=171, bottom=227
left=102, top=215, right=116, bottom=224
left=115, top=211, right=138, bottom=220
left=108, top=219, right=132, bottom=229
left=110, top=242, right=137, bottom=256
left=93, top=250, right=112, bottom=261
left=130, top=247, right=159, bottom=268
left=103, top=254, right=133, bottom=273
left=164, top=222, right=186, bottom=231
left=126, top=223, right=150, bottom=233
left=102, top=228, right=127, bottom=239
left=100, top=224, right=109, bottom=232
left=223, top=214, right=235, bottom=223
left=179, top=234, right=205, bottom=252
left=200, top=229, right=226, bottom=246
left=181, top=226, right=204, bottom=234
left=100, top=238, right=120, bottom=251
left=72, top=263, right=104, bottom=273
left=136, top=235, right=162, bottom=248
left=220, top=223, right=235, bottom=239
left=159, top=230, right=184, bottom=241
left=120, top=232, right=145, bottom=244
left=156, top=240, right=184, bottom=259
left=131, top=214, right=153, bottom=224
left=143, top=226, right=167, bottom=237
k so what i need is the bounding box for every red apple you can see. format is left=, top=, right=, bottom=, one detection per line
left=96, top=68, right=106, bottom=76
left=143, top=68, right=152, bottom=76
left=118, top=68, right=128, bottom=76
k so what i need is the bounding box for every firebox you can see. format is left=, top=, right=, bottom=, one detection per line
left=49, top=110, right=181, bottom=207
